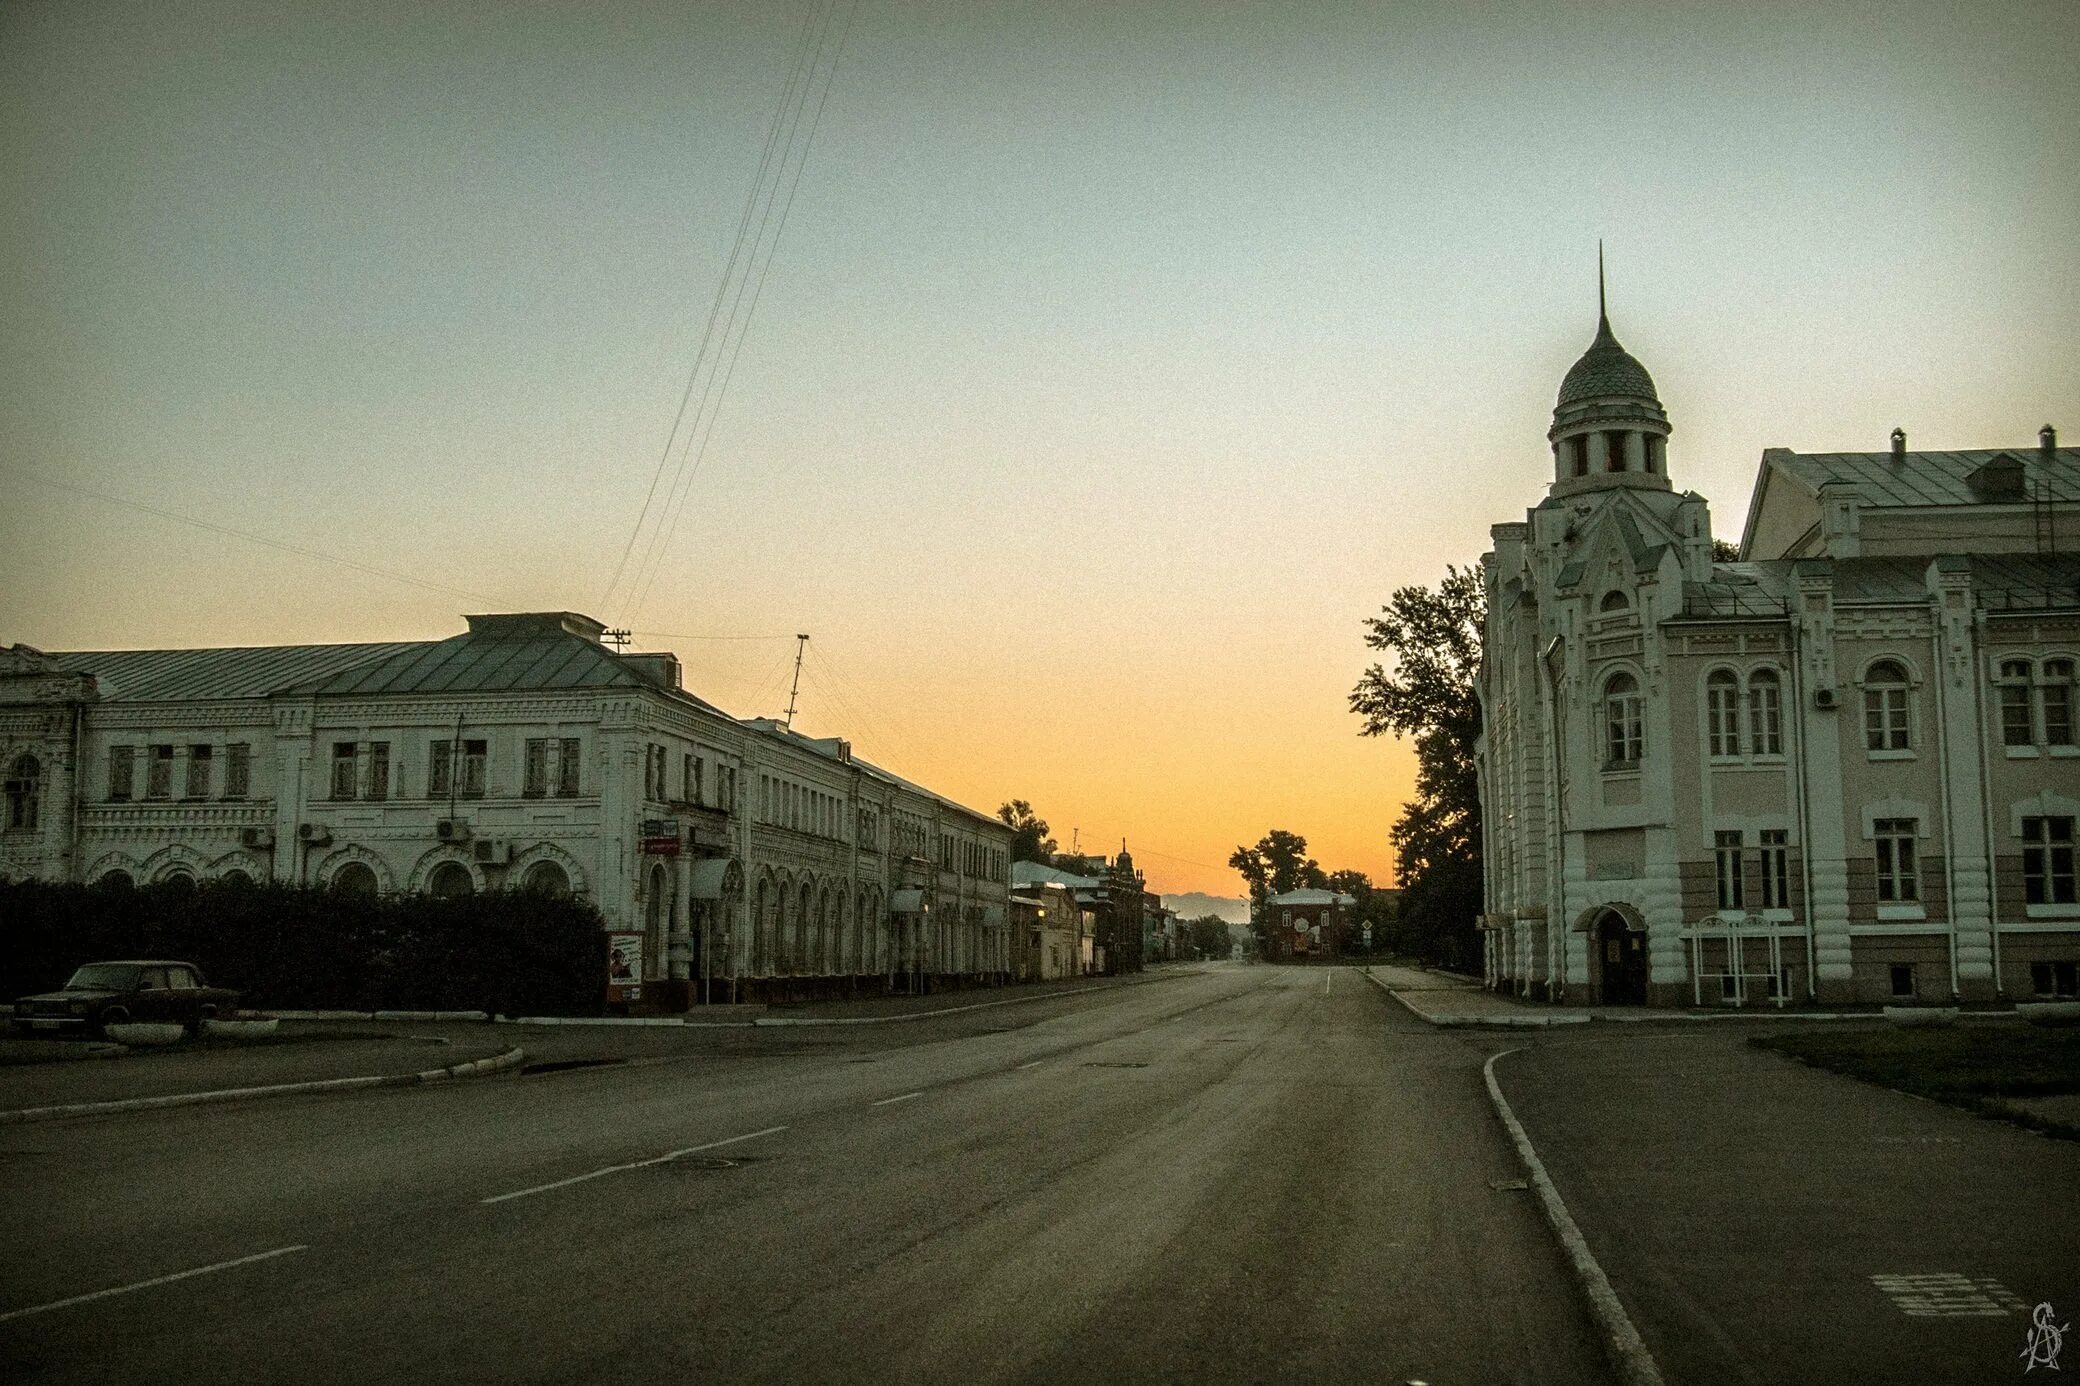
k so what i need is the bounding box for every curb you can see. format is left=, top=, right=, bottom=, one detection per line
left=1362, top=970, right=1867, bottom=1027
left=1483, top=1047, right=1667, bottom=1386
left=0, top=1045, right=527, bottom=1125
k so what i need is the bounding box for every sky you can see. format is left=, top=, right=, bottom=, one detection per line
left=4, top=0, right=2076, bottom=900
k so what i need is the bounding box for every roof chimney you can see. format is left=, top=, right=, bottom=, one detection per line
left=2043, top=424, right=2058, bottom=460
left=1890, top=427, right=1906, bottom=463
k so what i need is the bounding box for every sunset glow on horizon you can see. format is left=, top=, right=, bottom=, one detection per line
left=5, top=0, right=2076, bottom=901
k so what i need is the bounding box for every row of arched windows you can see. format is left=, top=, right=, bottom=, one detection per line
left=747, top=877, right=887, bottom=977
left=1598, top=655, right=2078, bottom=767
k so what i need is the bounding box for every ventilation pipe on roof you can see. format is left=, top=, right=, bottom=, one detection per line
left=1890, top=427, right=1906, bottom=464
left=2043, top=424, right=2058, bottom=460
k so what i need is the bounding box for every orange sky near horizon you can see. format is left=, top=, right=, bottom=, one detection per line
left=4, top=1, right=2074, bottom=903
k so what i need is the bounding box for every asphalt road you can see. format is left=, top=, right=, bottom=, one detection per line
left=0, top=964, right=1606, bottom=1385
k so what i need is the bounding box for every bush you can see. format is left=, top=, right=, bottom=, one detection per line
left=0, top=880, right=608, bottom=1016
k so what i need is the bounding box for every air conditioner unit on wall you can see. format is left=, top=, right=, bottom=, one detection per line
left=296, top=823, right=331, bottom=845
left=435, top=818, right=471, bottom=843
left=472, top=839, right=510, bottom=865
left=1813, top=687, right=1839, bottom=710
left=241, top=826, right=276, bottom=850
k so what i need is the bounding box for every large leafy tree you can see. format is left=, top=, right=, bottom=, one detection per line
left=1229, top=829, right=1329, bottom=954
left=1350, top=565, right=1486, bottom=969
left=1185, top=914, right=1233, bottom=959
left=996, top=800, right=1057, bottom=865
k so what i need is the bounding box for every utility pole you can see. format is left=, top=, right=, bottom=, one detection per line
left=783, top=634, right=809, bottom=728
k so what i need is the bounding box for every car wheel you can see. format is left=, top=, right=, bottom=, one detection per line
left=97, top=1006, right=130, bottom=1037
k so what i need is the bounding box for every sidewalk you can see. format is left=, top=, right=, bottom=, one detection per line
left=1493, top=1028, right=2080, bottom=1385
left=1366, top=962, right=1858, bottom=1026
left=0, top=1026, right=516, bottom=1119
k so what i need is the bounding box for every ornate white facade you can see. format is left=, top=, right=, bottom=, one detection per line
left=1476, top=300, right=2078, bottom=1007
left=0, top=611, right=1013, bottom=1006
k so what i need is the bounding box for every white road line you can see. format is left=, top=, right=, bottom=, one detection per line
left=1325, top=972, right=1333, bottom=995
left=0, top=1245, right=308, bottom=1324
left=871, top=1090, right=924, bottom=1107
left=480, top=1125, right=788, bottom=1205
left=1017, top=1060, right=1043, bottom=1070
left=1483, top=1049, right=1665, bottom=1386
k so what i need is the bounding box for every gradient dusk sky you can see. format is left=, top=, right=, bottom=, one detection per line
left=4, top=0, right=2076, bottom=898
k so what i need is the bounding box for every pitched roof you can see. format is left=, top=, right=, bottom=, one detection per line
left=289, top=631, right=651, bottom=697
left=1267, top=888, right=1356, bottom=906
left=1762, top=448, right=2079, bottom=509
left=44, top=642, right=421, bottom=702
left=1680, top=553, right=2080, bottom=619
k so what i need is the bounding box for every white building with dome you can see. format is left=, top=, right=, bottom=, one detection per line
left=1476, top=287, right=2079, bottom=1007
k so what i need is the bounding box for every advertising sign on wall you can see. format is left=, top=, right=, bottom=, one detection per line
left=607, top=932, right=644, bottom=1003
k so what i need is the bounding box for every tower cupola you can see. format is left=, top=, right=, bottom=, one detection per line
left=1548, top=251, right=1671, bottom=498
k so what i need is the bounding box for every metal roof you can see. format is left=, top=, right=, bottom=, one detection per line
left=1557, top=317, right=1659, bottom=407
left=45, top=643, right=421, bottom=702
left=1682, top=553, right=2080, bottom=619
left=1767, top=448, right=2079, bottom=508
left=292, top=632, right=645, bottom=697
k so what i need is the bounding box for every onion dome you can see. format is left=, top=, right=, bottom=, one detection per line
left=1558, top=313, right=1660, bottom=409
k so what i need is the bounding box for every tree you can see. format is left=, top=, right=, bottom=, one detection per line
left=1229, top=829, right=1328, bottom=955
left=1350, top=564, right=1485, bottom=969
left=1712, top=538, right=1740, bottom=563
left=1185, top=913, right=1232, bottom=959
left=996, top=800, right=1057, bottom=865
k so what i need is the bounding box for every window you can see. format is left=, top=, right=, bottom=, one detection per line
left=147, top=745, right=174, bottom=800
left=1714, top=831, right=1745, bottom=911
left=108, top=746, right=135, bottom=802
left=720, top=765, right=735, bottom=813
left=683, top=753, right=698, bottom=805
left=460, top=740, right=487, bottom=799
left=524, top=739, right=550, bottom=797
left=1603, top=430, right=1627, bottom=472
left=225, top=743, right=250, bottom=798
left=1599, top=590, right=1629, bottom=613
left=1604, top=672, right=1643, bottom=766
left=2047, top=660, right=2076, bottom=746
left=1873, top=818, right=1919, bottom=903
left=1890, top=963, right=1915, bottom=998
left=1706, top=671, right=1742, bottom=758
left=182, top=744, right=212, bottom=799
left=558, top=738, right=581, bottom=797
left=2029, top=961, right=2078, bottom=998
left=1748, top=669, right=1783, bottom=755
left=330, top=743, right=357, bottom=800
left=428, top=739, right=453, bottom=799
left=367, top=743, right=388, bottom=801
left=1758, top=829, right=1790, bottom=910
left=4, top=754, right=40, bottom=831
left=2022, top=816, right=2077, bottom=905
left=1863, top=661, right=1911, bottom=752
left=2000, top=659, right=2036, bottom=746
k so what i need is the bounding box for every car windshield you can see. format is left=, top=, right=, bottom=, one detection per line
left=64, top=964, right=142, bottom=990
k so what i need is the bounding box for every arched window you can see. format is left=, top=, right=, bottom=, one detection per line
left=1999, top=659, right=2035, bottom=746
left=1604, top=430, right=1628, bottom=472
left=1599, top=591, right=1630, bottom=613
left=2046, top=658, right=2076, bottom=747
left=1863, top=660, right=1912, bottom=752
left=332, top=861, right=379, bottom=896
left=752, top=881, right=768, bottom=974
left=97, top=869, right=135, bottom=890
left=427, top=861, right=473, bottom=898
left=5, top=754, right=40, bottom=832
left=217, top=870, right=255, bottom=889
left=1571, top=435, right=1589, bottom=477
left=1747, top=668, right=1783, bottom=755
left=522, top=860, right=570, bottom=896
left=1706, top=670, right=1742, bottom=758
left=1604, top=672, right=1644, bottom=766
left=2004, top=657, right=2077, bottom=748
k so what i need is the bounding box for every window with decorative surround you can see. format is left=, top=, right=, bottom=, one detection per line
left=1603, top=672, right=1644, bottom=768
left=1863, top=661, right=1912, bottom=753
left=1873, top=818, right=1919, bottom=903
left=2023, top=816, right=2077, bottom=905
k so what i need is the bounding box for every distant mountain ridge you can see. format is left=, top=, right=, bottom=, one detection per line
left=1159, top=892, right=1251, bottom=925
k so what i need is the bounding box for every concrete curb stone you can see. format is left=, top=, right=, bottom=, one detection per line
left=0, top=1045, right=527, bottom=1125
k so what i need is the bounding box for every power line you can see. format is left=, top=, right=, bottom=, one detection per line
left=630, top=630, right=797, bottom=642
left=623, top=0, right=863, bottom=623
left=22, top=473, right=499, bottom=603
left=598, top=0, right=827, bottom=615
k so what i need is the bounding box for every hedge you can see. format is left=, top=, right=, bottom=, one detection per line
left=0, top=880, right=608, bottom=1016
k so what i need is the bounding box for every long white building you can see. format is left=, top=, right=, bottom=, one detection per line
left=0, top=611, right=1014, bottom=1007
left=1476, top=300, right=2078, bottom=1007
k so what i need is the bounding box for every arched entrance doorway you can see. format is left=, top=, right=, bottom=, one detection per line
left=1597, top=909, right=1647, bottom=1004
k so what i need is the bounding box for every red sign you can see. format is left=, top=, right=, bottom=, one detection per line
left=641, top=836, right=681, bottom=856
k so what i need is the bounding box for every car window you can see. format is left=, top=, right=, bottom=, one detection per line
left=166, top=967, right=197, bottom=989
left=138, top=967, right=168, bottom=991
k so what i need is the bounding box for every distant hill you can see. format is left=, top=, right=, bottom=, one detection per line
left=1162, top=892, right=1252, bottom=925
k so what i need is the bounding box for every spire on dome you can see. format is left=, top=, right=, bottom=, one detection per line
left=1598, top=239, right=1607, bottom=334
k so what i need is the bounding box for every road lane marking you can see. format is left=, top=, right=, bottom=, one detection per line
left=481, top=1125, right=788, bottom=1205
left=1017, top=1060, right=1043, bottom=1070
left=1324, top=972, right=1332, bottom=995
left=871, top=1091, right=923, bottom=1107
left=0, top=1245, right=308, bottom=1324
